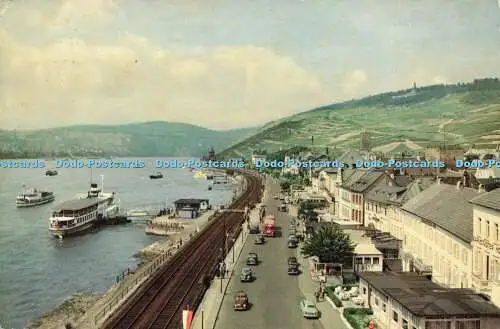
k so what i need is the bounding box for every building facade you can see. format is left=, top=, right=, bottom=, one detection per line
left=470, top=189, right=500, bottom=304
left=399, top=183, right=479, bottom=288
left=337, top=169, right=386, bottom=223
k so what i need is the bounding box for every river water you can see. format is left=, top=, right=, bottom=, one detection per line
left=0, top=158, right=235, bottom=329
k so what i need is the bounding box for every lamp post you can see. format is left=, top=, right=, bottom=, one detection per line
left=219, top=247, right=223, bottom=294
left=201, top=307, right=204, bottom=329
left=232, top=238, right=236, bottom=263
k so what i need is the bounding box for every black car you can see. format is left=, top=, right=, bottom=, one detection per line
left=287, top=264, right=299, bottom=275
left=287, top=257, right=298, bottom=266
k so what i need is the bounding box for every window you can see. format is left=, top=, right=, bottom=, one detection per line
left=393, top=311, right=399, bottom=322
left=373, top=257, right=380, bottom=265
left=363, top=287, right=367, bottom=294
left=496, top=223, right=499, bottom=242
left=425, top=320, right=451, bottom=329
left=382, top=303, right=386, bottom=312
left=402, top=319, right=408, bottom=329
left=487, top=221, right=490, bottom=237
left=456, top=319, right=480, bottom=329
left=478, top=218, right=482, bottom=234
left=375, top=297, right=379, bottom=306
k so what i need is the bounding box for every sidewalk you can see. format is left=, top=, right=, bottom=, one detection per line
left=296, top=248, right=348, bottom=329
left=190, top=213, right=254, bottom=329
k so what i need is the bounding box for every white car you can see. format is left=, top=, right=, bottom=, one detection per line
left=300, top=299, right=320, bottom=319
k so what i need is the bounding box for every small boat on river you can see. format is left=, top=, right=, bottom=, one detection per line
left=16, top=188, right=55, bottom=207
left=45, top=169, right=58, bottom=176
left=150, top=172, right=164, bottom=179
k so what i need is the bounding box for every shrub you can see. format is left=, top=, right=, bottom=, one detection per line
left=343, top=308, right=374, bottom=329
left=325, top=286, right=343, bottom=307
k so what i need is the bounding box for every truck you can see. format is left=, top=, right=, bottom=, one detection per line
left=262, top=215, right=276, bottom=237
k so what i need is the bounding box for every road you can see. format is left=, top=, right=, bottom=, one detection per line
left=214, top=179, right=325, bottom=329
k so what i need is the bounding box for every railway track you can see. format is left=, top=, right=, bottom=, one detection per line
left=102, top=170, right=262, bottom=329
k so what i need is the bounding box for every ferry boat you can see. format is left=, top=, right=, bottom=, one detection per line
left=49, top=198, right=98, bottom=238
left=77, top=176, right=120, bottom=220
left=16, top=188, right=55, bottom=207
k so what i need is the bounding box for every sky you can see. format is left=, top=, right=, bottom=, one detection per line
left=0, top=0, right=499, bottom=130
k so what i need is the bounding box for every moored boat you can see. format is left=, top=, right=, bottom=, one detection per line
left=45, top=169, right=58, bottom=176
left=150, top=172, right=163, bottom=179
left=49, top=198, right=98, bottom=239
left=16, top=188, right=55, bottom=207
left=76, top=176, right=120, bottom=220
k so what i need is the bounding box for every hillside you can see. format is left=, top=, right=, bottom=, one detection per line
left=219, top=78, right=500, bottom=158
left=0, top=121, right=257, bottom=157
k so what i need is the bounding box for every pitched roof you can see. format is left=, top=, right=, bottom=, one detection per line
left=366, top=184, right=407, bottom=204
left=343, top=170, right=385, bottom=193
left=358, top=272, right=500, bottom=317
left=470, top=188, right=500, bottom=211
left=396, top=178, right=434, bottom=204
left=401, top=183, right=480, bottom=243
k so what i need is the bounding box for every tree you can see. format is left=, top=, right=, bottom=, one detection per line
left=301, top=226, right=356, bottom=264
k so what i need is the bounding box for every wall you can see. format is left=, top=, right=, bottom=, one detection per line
left=400, top=211, right=472, bottom=288
left=471, top=205, right=500, bottom=295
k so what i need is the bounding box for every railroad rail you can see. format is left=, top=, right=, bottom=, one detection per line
left=102, top=170, right=262, bottom=329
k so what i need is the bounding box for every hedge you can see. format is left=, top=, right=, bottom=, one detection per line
left=343, top=308, right=374, bottom=329
left=325, top=286, right=343, bottom=307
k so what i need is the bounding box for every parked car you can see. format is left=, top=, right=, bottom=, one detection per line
left=287, top=256, right=298, bottom=266
left=240, top=267, right=253, bottom=282
left=288, top=239, right=298, bottom=248
left=300, top=299, right=320, bottom=319
left=233, top=291, right=250, bottom=310
left=288, top=263, right=299, bottom=275
left=246, top=253, right=259, bottom=265
left=254, top=235, right=265, bottom=245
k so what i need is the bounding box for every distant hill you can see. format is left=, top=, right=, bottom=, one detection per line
left=219, top=78, right=500, bottom=158
left=0, top=121, right=258, bottom=157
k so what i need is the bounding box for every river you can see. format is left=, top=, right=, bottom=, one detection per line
left=0, top=158, right=235, bottom=329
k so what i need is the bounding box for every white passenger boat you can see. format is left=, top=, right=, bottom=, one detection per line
left=76, top=175, right=120, bottom=220
left=49, top=198, right=99, bottom=238
left=16, top=188, right=55, bottom=207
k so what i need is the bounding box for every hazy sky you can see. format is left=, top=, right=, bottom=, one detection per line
left=0, top=0, right=499, bottom=130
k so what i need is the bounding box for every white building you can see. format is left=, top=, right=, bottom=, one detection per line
left=399, top=182, right=480, bottom=289
left=282, top=155, right=299, bottom=175
left=337, top=169, right=387, bottom=223
left=365, top=178, right=434, bottom=239
left=358, top=271, right=500, bottom=329
left=353, top=242, right=384, bottom=272
left=470, top=188, right=500, bottom=305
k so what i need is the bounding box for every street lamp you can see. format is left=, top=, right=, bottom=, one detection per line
left=232, top=238, right=236, bottom=262
left=201, top=307, right=204, bottom=329
left=219, top=247, right=224, bottom=294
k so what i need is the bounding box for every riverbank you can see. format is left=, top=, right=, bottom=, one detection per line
left=26, top=293, right=101, bottom=329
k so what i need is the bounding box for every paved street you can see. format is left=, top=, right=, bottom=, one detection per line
left=214, top=179, right=324, bottom=329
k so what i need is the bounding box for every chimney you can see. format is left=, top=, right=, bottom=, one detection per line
left=437, top=177, right=442, bottom=184
left=456, top=181, right=463, bottom=190
left=390, top=173, right=395, bottom=180
left=479, top=184, right=486, bottom=193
